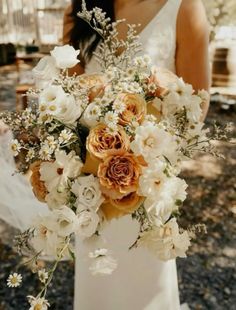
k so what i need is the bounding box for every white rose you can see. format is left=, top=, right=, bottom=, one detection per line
left=76, top=210, right=99, bottom=238
left=50, top=45, right=80, bottom=69
left=45, top=206, right=78, bottom=237
left=56, top=94, right=82, bottom=125
left=32, top=56, right=59, bottom=87
left=71, top=175, right=104, bottom=211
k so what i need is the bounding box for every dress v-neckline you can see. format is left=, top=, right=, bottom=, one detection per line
left=139, top=0, right=170, bottom=36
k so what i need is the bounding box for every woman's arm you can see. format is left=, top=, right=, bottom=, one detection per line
left=176, top=0, right=211, bottom=119
left=63, top=4, right=85, bottom=75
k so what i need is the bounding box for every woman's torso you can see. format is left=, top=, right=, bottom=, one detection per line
left=85, top=0, right=182, bottom=73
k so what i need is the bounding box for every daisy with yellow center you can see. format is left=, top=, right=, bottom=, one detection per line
left=7, top=273, right=22, bottom=288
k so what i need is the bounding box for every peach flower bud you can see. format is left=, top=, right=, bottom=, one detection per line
left=98, top=150, right=142, bottom=200
left=30, top=161, right=48, bottom=202
left=87, top=124, right=130, bottom=160
left=76, top=73, right=107, bottom=102
left=116, top=93, right=146, bottom=126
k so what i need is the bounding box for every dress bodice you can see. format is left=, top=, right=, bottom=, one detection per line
left=85, top=0, right=182, bottom=74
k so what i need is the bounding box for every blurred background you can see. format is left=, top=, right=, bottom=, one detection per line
left=0, top=0, right=235, bottom=309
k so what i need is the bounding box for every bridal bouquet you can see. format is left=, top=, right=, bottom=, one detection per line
left=0, top=1, right=230, bottom=308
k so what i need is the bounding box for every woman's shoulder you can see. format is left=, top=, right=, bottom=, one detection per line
left=177, top=0, right=210, bottom=40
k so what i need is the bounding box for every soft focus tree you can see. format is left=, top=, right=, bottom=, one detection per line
left=204, top=0, right=236, bottom=40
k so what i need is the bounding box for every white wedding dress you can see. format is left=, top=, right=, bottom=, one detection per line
left=0, top=131, right=48, bottom=232
left=74, top=1, right=183, bottom=310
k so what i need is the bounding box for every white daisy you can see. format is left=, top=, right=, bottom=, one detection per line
left=104, top=111, right=118, bottom=127
left=7, top=273, right=22, bottom=288
left=10, top=139, right=21, bottom=156
left=27, top=295, right=50, bottom=310
left=38, top=269, right=49, bottom=284
left=58, top=129, right=74, bottom=144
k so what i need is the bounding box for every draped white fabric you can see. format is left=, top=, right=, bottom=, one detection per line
left=0, top=131, right=48, bottom=232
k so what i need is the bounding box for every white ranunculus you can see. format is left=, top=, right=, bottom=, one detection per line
left=130, top=122, right=178, bottom=162
left=50, top=45, right=80, bottom=69
left=89, top=249, right=118, bottom=276
left=39, top=85, right=82, bottom=125
left=45, top=206, right=78, bottom=237
left=71, top=175, right=104, bottom=211
left=32, top=55, right=59, bottom=86
left=138, top=218, right=191, bottom=260
left=144, top=177, right=187, bottom=223
left=138, top=160, right=167, bottom=199
left=40, top=150, right=83, bottom=192
left=76, top=210, right=99, bottom=238
left=39, top=85, right=66, bottom=114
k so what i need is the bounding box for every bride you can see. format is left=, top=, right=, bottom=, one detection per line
left=0, top=0, right=210, bottom=309
left=62, top=0, right=210, bottom=309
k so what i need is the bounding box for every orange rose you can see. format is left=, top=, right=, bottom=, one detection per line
left=100, top=193, right=144, bottom=220
left=87, top=124, right=130, bottom=160
left=116, top=93, right=146, bottom=126
left=98, top=150, right=142, bottom=200
left=30, top=161, right=48, bottom=202
left=109, top=192, right=144, bottom=212
left=77, top=73, right=107, bottom=102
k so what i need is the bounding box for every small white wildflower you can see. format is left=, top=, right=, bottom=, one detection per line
left=26, top=148, right=36, bottom=162
left=38, top=114, right=53, bottom=124
left=44, top=136, right=58, bottom=151
left=38, top=269, right=49, bottom=284
left=58, top=129, right=74, bottom=144
left=104, top=111, right=119, bottom=126
left=27, top=295, right=50, bottom=310
left=147, top=82, right=157, bottom=93
left=39, top=145, right=53, bottom=161
left=112, top=98, right=126, bottom=114
left=7, top=273, right=22, bottom=288
left=106, top=123, right=118, bottom=134
left=10, top=139, right=21, bottom=156
left=123, top=67, right=136, bottom=79
left=39, top=103, right=48, bottom=115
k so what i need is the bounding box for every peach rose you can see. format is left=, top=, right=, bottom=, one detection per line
left=116, top=93, right=146, bottom=126
left=110, top=192, right=144, bottom=213
left=100, top=193, right=144, bottom=220
left=76, top=73, right=107, bottom=102
left=87, top=124, right=130, bottom=160
left=100, top=202, right=126, bottom=221
left=148, top=67, right=179, bottom=97
left=98, top=150, right=142, bottom=200
left=30, top=161, right=48, bottom=202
